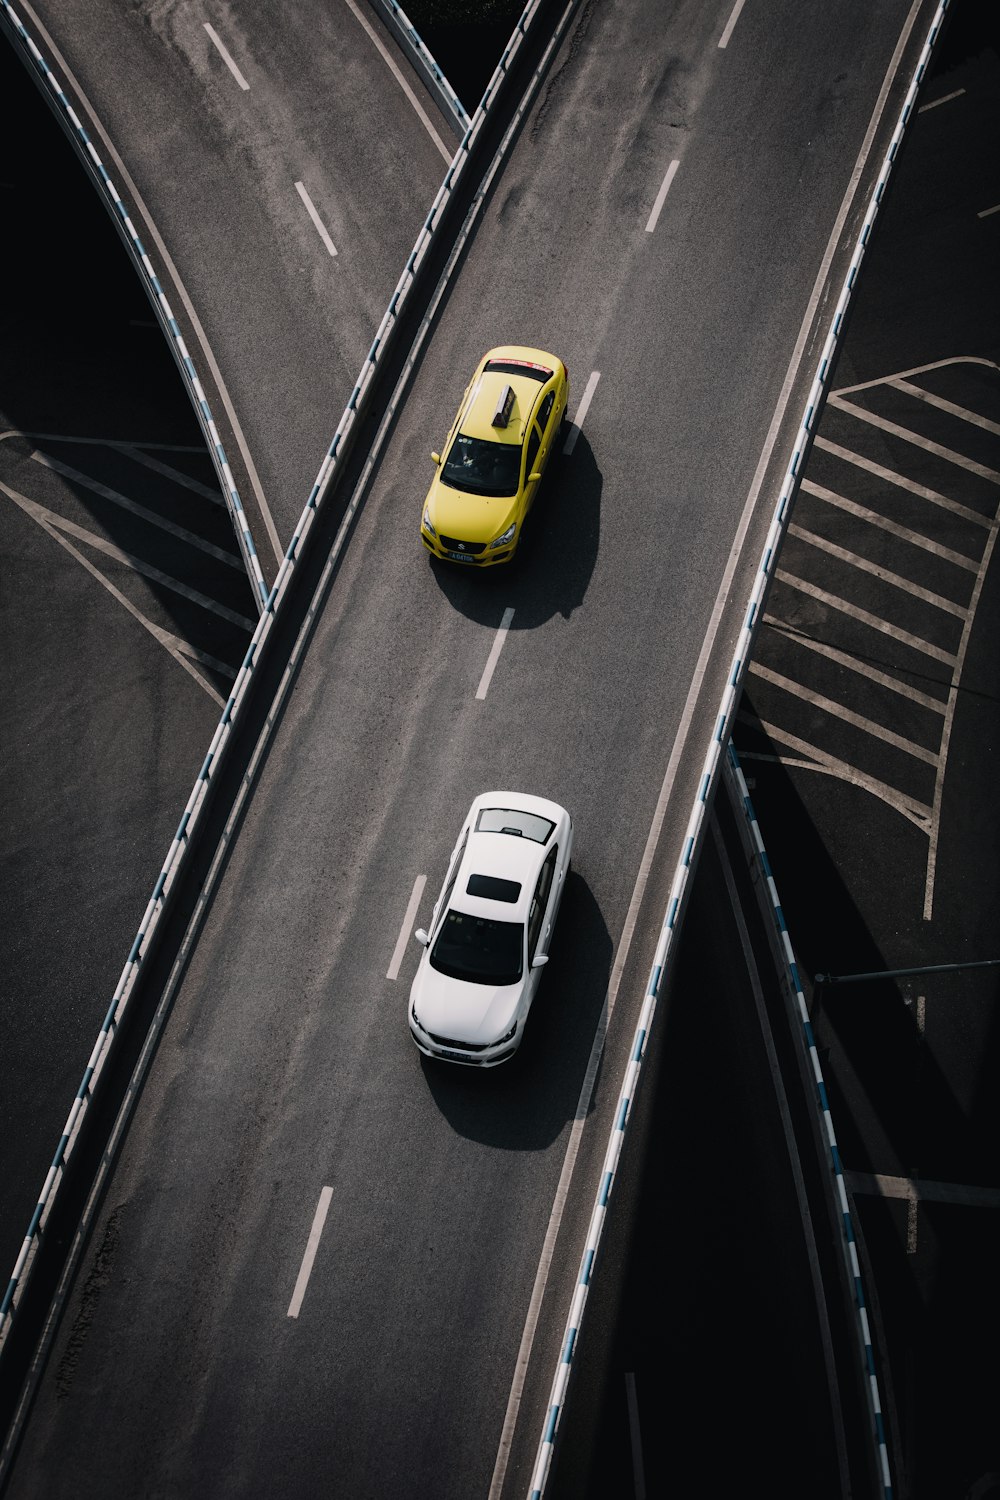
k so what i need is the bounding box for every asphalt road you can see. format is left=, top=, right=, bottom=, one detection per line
left=0, top=0, right=452, bottom=1296
left=20, top=0, right=456, bottom=570
left=1, top=1, right=941, bottom=1497
left=552, top=10, right=1000, bottom=1497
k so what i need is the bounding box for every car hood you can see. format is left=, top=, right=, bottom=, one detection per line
left=427, top=479, right=516, bottom=545
left=410, top=962, right=522, bottom=1046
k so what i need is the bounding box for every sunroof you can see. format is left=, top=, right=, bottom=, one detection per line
left=467, top=873, right=522, bottom=903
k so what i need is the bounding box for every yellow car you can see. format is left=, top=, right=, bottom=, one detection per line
left=420, top=345, right=569, bottom=565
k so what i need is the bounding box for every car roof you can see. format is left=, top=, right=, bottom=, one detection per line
left=460, top=347, right=560, bottom=447
left=450, top=792, right=569, bottom=924
left=453, top=829, right=544, bottom=923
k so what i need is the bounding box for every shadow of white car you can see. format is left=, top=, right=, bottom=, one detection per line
left=409, top=792, right=573, bottom=1066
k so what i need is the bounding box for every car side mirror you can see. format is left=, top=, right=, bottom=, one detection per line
left=528, top=471, right=542, bottom=483
left=431, top=452, right=441, bottom=466
left=531, top=953, right=549, bottom=968
left=415, top=928, right=430, bottom=947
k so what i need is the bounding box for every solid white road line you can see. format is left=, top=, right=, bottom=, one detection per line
left=295, top=181, right=338, bottom=258
left=0, top=479, right=227, bottom=703
left=918, top=86, right=965, bottom=110
left=644, top=159, right=679, bottom=234
left=340, top=0, right=452, bottom=164
left=204, top=23, right=250, bottom=91
left=32, top=452, right=244, bottom=566
left=476, top=606, right=515, bottom=700
left=977, top=202, right=1000, bottom=219
left=718, top=0, right=747, bottom=49
left=563, top=371, right=600, bottom=456
left=287, top=1186, right=333, bottom=1318
left=387, top=874, right=427, bottom=980
left=10, top=490, right=255, bottom=629
left=112, top=445, right=227, bottom=502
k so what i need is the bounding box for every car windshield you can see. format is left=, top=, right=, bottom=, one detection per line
left=476, top=807, right=555, bottom=844
left=430, top=909, right=524, bottom=986
left=441, top=434, right=521, bottom=497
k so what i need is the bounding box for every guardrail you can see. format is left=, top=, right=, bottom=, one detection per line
left=0, top=0, right=559, bottom=1391
left=527, top=1, right=952, bottom=1495
left=722, top=743, right=892, bottom=1493
left=370, top=0, right=471, bottom=139
left=0, top=0, right=269, bottom=612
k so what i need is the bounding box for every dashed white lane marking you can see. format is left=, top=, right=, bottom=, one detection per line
left=295, top=181, right=338, bottom=258
left=287, top=1186, right=333, bottom=1318
left=977, top=202, right=1000, bottom=219
left=918, top=86, right=965, bottom=111
left=204, top=23, right=250, bottom=91
left=644, top=159, right=680, bottom=234
left=563, top=371, right=600, bottom=456
left=387, top=874, right=427, bottom=980
left=476, top=606, right=515, bottom=700
left=32, top=452, right=244, bottom=567
left=718, top=0, right=747, bottom=49
left=0, top=479, right=227, bottom=703
left=340, top=0, right=451, bottom=164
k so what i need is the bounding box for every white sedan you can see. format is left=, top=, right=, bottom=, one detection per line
left=409, top=792, right=573, bottom=1066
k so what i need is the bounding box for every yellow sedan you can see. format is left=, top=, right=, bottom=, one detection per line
left=420, top=345, right=569, bottom=565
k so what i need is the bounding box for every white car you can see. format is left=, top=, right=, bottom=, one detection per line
left=409, top=792, right=573, bottom=1066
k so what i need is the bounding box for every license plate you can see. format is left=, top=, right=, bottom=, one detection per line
left=448, top=551, right=476, bottom=563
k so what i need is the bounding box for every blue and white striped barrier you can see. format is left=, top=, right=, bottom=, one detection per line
left=527, top=2, right=951, bottom=1494
left=723, top=743, right=892, bottom=1493
left=371, top=0, right=471, bottom=138
left=0, top=0, right=268, bottom=612
left=0, top=0, right=559, bottom=1363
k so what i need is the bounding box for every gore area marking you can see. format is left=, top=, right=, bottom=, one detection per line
left=287, top=1186, right=333, bottom=1318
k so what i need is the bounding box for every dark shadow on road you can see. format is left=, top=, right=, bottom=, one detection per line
left=424, top=434, right=602, bottom=629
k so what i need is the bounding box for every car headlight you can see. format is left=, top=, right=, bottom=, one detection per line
left=422, top=506, right=437, bottom=537
left=488, top=521, right=516, bottom=550
left=493, top=1020, right=517, bottom=1046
